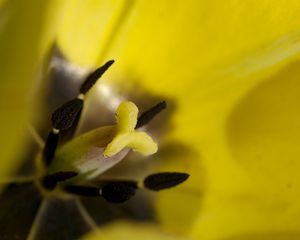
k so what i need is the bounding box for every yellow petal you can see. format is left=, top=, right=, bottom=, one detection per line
left=0, top=0, right=66, bottom=180
left=56, top=0, right=127, bottom=67
left=82, top=222, right=188, bottom=240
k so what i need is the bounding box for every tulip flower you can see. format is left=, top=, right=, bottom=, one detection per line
left=2, top=1, right=300, bottom=240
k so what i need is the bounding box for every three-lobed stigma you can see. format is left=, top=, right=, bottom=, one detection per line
left=103, top=101, right=158, bottom=157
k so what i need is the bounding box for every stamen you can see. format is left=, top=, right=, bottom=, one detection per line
left=136, top=101, right=167, bottom=129
left=42, top=130, right=59, bottom=166
left=49, top=61, right=114, bottom=143
left=80, top=60, right=115, bottom=94
left=143, top=172, right=189, bottom=191
left=42, top=171, right=78, bottom=190
left=64, top=185, right=100, bottom=197
left=100, top=181, right=137, bottom=203
left=51, top=98, right=83, bottom=131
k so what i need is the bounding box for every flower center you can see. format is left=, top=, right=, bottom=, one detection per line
left=31, top=60, right=188, bottom=204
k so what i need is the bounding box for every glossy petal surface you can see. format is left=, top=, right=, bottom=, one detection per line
left=0, top=0, right=66, bottom=179
left=57, top=1, right=300, bottom=239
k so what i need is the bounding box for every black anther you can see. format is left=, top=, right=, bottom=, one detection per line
left=143, top=172, right=189, bottom=191
left=80, top=60, right=114, bottom=94
left=136, top=101, right=167, bottom=129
